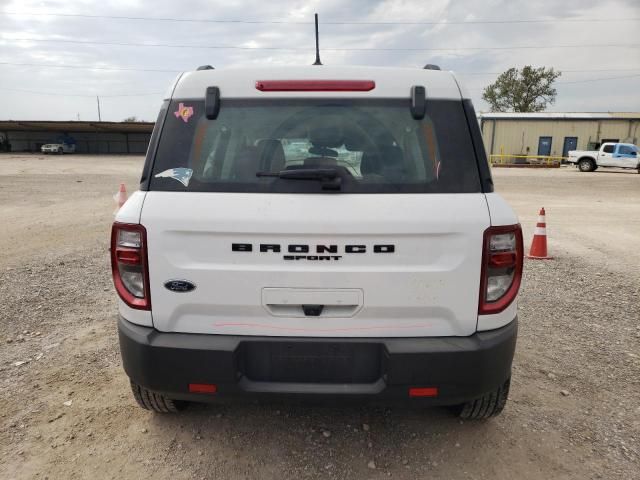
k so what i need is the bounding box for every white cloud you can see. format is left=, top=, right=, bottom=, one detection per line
left=0, top=0, right=638, bottom=120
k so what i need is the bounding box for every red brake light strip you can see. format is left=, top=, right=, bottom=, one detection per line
left=255, top=80, right=375, bottom=92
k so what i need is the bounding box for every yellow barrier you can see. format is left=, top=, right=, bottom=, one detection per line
left=489, top=154, right=565, bottom=168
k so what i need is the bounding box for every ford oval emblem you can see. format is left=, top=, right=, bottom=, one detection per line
left=164, top=280, right=196, bottom=293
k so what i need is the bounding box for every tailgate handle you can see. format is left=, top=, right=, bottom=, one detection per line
left=262, top=288, right=363, bottom=318
left=302, top=304, right=324, bottom=317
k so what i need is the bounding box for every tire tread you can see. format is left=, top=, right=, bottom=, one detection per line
left=458, top=378, right=510, bottom=420
left=129, top=381, right=185, bottom=413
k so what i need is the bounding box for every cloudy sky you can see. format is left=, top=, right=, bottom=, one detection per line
left=1, top=0, right=639, bottom=121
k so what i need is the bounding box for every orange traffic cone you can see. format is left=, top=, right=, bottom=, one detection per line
left=527, top=207, right=552, bottom=260
left=113, top=183, right=128, bottom=214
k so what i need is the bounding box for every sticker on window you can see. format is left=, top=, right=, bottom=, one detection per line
left=174, top=103, right=194, bottom=123
left=154, top=168, right=193, bottom=187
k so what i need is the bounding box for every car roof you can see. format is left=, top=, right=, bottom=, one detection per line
left=168, top=65, right=467, bottom=101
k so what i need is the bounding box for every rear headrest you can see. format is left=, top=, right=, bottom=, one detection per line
left=360, top=146, right=405, bottom=177
left=303, top=156, right=338, bottom=168
left=229, top=146, right=259, bottom=180
left=360, top=151, right=380, bottom=176
left=343, top=127, right=367, bottom=151
left=309, top=126, right=343, bottom=148
left=256, top=139, right=285, bottom=172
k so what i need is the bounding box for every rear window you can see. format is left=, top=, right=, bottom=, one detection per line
left=149, top=99, right=481, bottom=193
left=618, top=145, right=637, bottom=155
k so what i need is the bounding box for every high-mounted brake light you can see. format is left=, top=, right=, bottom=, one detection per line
left=110, top=223, right=150, bottom=310
left=255, top=80, right=375, bottom=92
left=478, top=225, right=523, bottom=315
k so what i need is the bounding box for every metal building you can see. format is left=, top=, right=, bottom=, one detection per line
left=0, top=120, right=154, bottom=154
left=479, top=112, right=640, bottom=159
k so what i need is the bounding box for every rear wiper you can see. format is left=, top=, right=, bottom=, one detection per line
left=256, top=168, right=342, bottom=190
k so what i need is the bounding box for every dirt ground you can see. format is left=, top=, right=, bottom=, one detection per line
left=1, top=154, right=638, bottom=480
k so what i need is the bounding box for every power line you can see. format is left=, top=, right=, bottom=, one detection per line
left=0, top=61, right=180, bottom=73
left=557, top=74, right=640, bottom=84
left=467, top=73, right=640, bottom=91
left=458, top=68, right=640, bottom=75
left=1, top=61, right=640, bottom=76
left=1, top=86, right=93, bottom=97
left=0, top=86, right=163, bottom=97
left=2, top=11, right=640, bottom=25
left=4, top=37, right=640, bottom=51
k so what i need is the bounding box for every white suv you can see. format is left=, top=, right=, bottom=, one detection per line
left=112, top=65, right=522, bottom=419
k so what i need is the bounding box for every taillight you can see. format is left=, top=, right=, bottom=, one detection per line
left=110, top=223, right=150, bottom=310
left=478, top=225, right=523, bottom=315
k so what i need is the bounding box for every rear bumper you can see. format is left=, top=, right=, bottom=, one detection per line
left=118, top=316, right=517, bottom=405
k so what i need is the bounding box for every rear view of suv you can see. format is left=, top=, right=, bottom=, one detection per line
left=112, top=65, right=522, bottom=419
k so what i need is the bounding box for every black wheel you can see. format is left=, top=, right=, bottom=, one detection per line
left=455, top=377, right=510, bottom=420
left=130, top=381, right=188, bottom=413
left=578, top=158, right=595, bottom=172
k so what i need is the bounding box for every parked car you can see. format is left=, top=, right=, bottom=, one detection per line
left=41, top=143, right=76, bottom=154
left=567, top=142, right=639, bottom=172
left=112, top=64, right=522, bottom=419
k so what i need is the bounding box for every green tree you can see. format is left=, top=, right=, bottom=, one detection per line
left=123, top=116, right=138, bottom=122
left=482, top=66, right=561, bottom=112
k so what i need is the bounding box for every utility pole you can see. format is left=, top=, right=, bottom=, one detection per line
left=96, top=96, right=102, bottom=122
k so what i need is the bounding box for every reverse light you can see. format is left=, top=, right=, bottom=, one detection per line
left=111, top=223, right=150, bottom=310
left=255, top=80, right=376, bottom=92
left=479, top=225, right=523, bottom=315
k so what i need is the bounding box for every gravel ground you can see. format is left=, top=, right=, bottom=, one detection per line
left=0, top=154, right=639, bottom=479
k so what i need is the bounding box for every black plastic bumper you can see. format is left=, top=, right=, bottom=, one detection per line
left=118, top=316, right=517, bottom=405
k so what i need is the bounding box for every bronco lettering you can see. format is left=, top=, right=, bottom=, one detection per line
left=232, top=243, right=395, bottom=258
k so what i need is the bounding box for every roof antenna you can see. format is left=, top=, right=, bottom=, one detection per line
left=312, top=13, right=322, bottom=65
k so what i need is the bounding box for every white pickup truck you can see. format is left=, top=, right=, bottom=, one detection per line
left=567, top=142, right=639, bottom=173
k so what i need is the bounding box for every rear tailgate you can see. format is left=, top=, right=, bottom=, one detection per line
left=142, top=192, right=489, bottom=337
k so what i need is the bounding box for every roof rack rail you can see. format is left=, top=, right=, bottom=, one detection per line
left=196, top=65, right=215, bottom=71
left=423, top=64, right=441, bottom=70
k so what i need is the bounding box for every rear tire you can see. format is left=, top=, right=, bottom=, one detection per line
left=578, top=159, right=595, bottom=172
left=455, top=377, right=510, bottom=420
left=130, top=381, right=188, bottom=413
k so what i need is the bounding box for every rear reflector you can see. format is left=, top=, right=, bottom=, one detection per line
left=115, top=250, right=142, bottom=265
left=188, top=383, right=217, bottom=394
left=255, top=80, right=375, bottom=92
left=408, top=387, right=439, bottom=398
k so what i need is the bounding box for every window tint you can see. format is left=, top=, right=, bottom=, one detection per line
left=618, top=145, right=636, bottom=155
left=602, top=145, right=615, bottom=153
left=149, top=99, right=481, bottom=193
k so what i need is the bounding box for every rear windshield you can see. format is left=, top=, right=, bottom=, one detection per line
left=149, top=99, right=481, bottom=193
